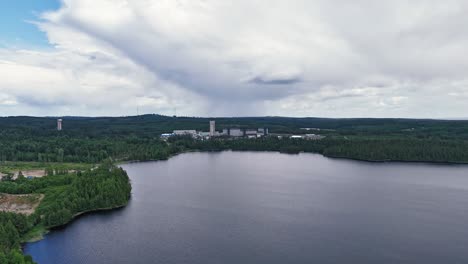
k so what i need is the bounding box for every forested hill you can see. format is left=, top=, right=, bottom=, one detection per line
left=1, top=115, right=468, bottom=163
left=1, top=115, right=468, bottom=139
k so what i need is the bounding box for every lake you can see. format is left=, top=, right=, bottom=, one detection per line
left=24, top=151, right=468, bottom=263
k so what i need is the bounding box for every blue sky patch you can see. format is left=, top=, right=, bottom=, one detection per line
left=0, top=0, right=61, bottom=48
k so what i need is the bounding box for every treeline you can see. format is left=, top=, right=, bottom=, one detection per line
left=0, top=136, right=169, bottom=163
left=2, top=133, right=468, bottom=165
left=2, top=115, right=468, bottom=139
left=171, top=136, right=468, bottom=163
left=1, top=115, right=468, bottom=164
left=0, top=164, right=131, bottom=263
left=322, top=138, right=468, bottom=163
left=0, top=213, right=35, bottom=263
left=0, top=135, right=187, bottom=163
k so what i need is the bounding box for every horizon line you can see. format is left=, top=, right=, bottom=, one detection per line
left=1, top=114, right=468, bottom=121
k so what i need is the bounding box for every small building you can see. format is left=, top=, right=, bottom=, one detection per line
left=173, top=130, right=197, bottom=136
left=229, top=128, right=244, bottom=137
left=198, top=131, right=210, bottom=137
left=304, top=134, right=325, bottom=140
left=256, top=128, right=269, bottom=137
left=160, top=133, right=174, bottom=139
left=257, top=128, right=265, bottom=136
left=245, top=129, right=257, bottom=136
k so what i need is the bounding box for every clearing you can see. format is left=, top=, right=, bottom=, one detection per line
left=0, top=193, right=44, bottom=215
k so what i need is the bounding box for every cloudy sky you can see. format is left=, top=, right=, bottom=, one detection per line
left=1, top=0, right=468, bottom=118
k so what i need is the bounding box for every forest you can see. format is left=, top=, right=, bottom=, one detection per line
left=2, top=115, right=468, bottom=139
left=1, top=115, right=468, bottom=262
left=0, top=163, right=131, bottom=263
left=1, top=115, right=468, bottom=163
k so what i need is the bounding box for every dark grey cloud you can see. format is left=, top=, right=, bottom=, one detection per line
left=248, top=76, right=302, bottom=85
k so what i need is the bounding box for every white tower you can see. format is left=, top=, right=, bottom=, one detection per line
left=57, top=119, right=62, bottom=131
left=209, top=120, right=215, bottom=136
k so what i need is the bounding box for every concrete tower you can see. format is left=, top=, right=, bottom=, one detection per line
left=209, top=120, right=215, bottom=136
left=57, top=119, right=62, bottom=131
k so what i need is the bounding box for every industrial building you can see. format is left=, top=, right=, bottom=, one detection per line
left=289, top=134, right=325, bottom=140
left=173, top=130, right=197, bottom=136
left=225, top=128, right=243, bottom=137
left=161, top=121, right=270, bottom=139
left=305, top=134, right=325, bottom=140
left=221, top=127, right=269, bottom=138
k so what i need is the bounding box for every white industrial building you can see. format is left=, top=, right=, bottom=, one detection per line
left=173, top=130, right=197, bottom=136
left=227, top=128, right=244, bottom=137
left=305, top=134, right=325, bottom=140
left=162, top=121, right=270, bottom=139
left=245, top=129, right=257, bottom=136
left=289, top=134, right=325, bottom=140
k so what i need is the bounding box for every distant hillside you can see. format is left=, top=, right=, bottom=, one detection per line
left=1, top=115, right=468, bottom=140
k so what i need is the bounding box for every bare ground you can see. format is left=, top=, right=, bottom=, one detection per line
left=0, top=193, right=44, bottom=215
left=12, top=169, right=46, bottom=180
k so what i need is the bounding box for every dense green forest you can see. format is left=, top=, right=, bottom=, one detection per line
left=0, top=213, right=34, bottom=263
left=1, top=115, right=468, bottom=262
left=1, top=115, right=468, bottom=163
left=0, top=163, right=131, bottom=263
left=2, top=115, right=468, bottom=139
left=166, top=136, right=468, bottom=163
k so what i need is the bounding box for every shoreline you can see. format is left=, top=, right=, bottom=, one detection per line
left=119, top=149, right=468, bottom=166
left=22, top=202, right=129, bottom=245
left=21, top=150, right=468, bottom=253
left=322, top=154, right=468, bottom=166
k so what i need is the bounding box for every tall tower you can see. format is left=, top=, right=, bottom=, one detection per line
left=57, top=119, right=62, bottom=131
left=209, top=120, right=215, bottom=136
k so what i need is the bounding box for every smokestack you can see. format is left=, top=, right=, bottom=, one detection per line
left=209, top=120, right=215, bottom=136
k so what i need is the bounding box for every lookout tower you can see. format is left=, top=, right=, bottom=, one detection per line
left=57, top=119, right=62, bottom=131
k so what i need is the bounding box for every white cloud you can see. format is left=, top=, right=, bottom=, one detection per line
left=1, top=0, right=468, bottom=117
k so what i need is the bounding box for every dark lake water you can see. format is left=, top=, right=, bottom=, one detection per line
left=25, top=151, right=468, bottom=263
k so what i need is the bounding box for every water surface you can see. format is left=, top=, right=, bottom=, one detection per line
left=25, top=151, right=468, bottom=263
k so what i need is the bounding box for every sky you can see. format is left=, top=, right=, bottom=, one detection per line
left=0, top=0, right=60, bottom=48
left=0, top=0, right=468, bottom=118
